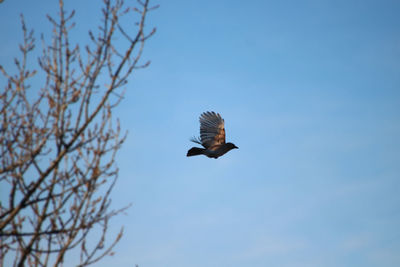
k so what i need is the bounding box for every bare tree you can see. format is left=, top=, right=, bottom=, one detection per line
left=0, top=0, right=156, bottom=266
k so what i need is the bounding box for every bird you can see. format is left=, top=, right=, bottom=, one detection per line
left=187, top=111, right=238, bottom=159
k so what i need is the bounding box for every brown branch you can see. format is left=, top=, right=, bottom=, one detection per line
left=0, top=0, right=156, bottom=266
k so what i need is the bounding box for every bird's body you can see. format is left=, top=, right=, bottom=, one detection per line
left=187, top=111, right=238, bottom=159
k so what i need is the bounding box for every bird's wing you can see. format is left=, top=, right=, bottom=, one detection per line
left=199, top=111, right=226, bottom=148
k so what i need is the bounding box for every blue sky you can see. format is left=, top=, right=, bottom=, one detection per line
left=1, top=0, right=400, bottom=266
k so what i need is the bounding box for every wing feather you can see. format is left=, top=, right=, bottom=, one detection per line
left=198, top=111, right=226, bottom=148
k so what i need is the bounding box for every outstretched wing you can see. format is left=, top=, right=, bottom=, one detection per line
left=198, top=111, right=225, bottom=148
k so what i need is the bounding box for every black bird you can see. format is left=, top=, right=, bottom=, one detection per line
left=187, top=111, right=238, bottom=159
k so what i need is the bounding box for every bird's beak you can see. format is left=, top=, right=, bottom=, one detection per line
left=234, top=145, right=238, bottom=149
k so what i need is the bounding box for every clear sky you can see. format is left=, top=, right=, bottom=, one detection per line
left=1, top=0, right=400, bottom=266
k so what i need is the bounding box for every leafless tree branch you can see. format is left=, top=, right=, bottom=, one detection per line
left=0, top=0, right=156, bottom=266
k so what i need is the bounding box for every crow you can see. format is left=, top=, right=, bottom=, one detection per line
left=187, top=111, right=238, bottom=159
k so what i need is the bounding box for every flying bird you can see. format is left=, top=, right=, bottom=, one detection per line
left=187, top=111, right=238, bottom=159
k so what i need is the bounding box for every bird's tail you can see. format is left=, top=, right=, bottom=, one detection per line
left=187, top=147, right=205, bottom=157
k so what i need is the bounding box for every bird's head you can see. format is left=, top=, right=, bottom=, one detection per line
left=226, top=142, right=238, bottom=150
